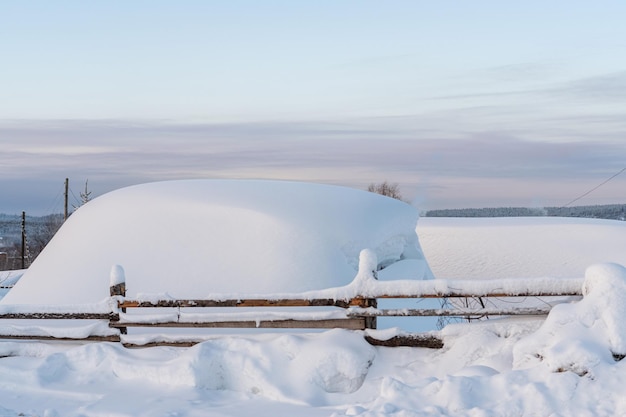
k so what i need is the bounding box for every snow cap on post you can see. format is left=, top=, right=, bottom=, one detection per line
left=582, top=262, right=626, bottom=296
left=357, top=249, right=378, bottom=282
left=582, top=262, right=626, bottom=355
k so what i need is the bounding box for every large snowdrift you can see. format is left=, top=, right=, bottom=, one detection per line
left=3, top=180, right=432, bottom=305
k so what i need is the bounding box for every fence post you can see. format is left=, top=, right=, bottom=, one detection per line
left=365, top=274, right=378, bottom=330
left=109, top=264, right=127, bottom=335
left=357, top=249, right=378, bottom=330
left=21, top=212, right=26, bottom=269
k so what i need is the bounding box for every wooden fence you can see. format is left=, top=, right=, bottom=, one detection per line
left=0, top=272, right=584, bottom=349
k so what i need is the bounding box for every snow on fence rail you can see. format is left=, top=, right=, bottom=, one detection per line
left=0, top=262, right=584, bottom=348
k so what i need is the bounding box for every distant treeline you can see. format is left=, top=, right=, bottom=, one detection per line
left=0, top=213, right=63, bottom=270
left=424, top=204, right=626, bottom=221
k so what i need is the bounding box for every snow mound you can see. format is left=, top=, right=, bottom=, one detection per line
left=3, top=180, right=431, bottom=304
left=514, top=262, right=626, bottom=376
left=31, top=329, right=375, bottom=405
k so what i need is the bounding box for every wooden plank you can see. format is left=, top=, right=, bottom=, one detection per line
left=123, top=334, right=446, bottom=349
left=348, top=306, right=553, bottom=317
left=119, top=292, right=578, bottom=307
left=0, top=334, right=121, bottom=343
left=118, top=283, right=582, bottom=310
left=119, top=299, right=356, bottom=308
left=109, top=318, right=366, bottom=330
left=355, top=277, right=583, bottom=298
left=0, top=313, right=117, bottom=320
left=374, top=292, right=581, bottom=298
left=0, top=332, right=443, bottom=349
left=365, top=334, right=444, bottom=349
left=122, top=340, right=200, bottom=348
left=122, top=295, right=567, bottom=308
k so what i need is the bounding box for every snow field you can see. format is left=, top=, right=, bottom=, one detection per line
left=0, top=181, right=626, bottom=415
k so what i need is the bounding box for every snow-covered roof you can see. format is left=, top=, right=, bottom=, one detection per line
left=3, top=180, right=432, bottom=305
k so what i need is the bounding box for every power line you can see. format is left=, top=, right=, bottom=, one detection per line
left=44, top=181, right=66, bottom=216
left=562, top=167, right=626, bottom=208
left=69, top=188, right=82, bottom=206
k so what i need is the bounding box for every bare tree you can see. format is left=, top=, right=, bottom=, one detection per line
left=367, top=181, right=404, bottom=201
left=80, top=179, right=92, bottom=205
left=73, top=180, right=93, bottom=211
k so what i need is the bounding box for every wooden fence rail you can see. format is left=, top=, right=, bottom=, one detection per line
left=0, top=271, right=584, bottom=348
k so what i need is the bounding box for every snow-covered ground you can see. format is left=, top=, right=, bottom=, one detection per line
left=1, top=180, right=625, bottom=416
left=0, top=270, right=23, bottom=299
left=418, top=216, right=626, bottom=280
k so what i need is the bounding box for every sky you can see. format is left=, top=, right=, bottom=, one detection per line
left=1, top=1, right=625, bottom=215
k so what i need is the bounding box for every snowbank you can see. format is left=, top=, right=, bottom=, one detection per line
left=3, top=180, right=432, bottom=305
left=3, top=268, right=626, bottom=417
left=514, top=262, right=626, bottom=376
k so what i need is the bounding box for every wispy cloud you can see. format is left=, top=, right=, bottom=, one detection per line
left=1, top=117, right=624, bottom=214
left=431, top=70, right=626, bottom=104
left=558, top=71, right=626, bottom=101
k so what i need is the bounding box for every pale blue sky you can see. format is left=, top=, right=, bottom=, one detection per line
left=1, top=1, right=625, bottom=214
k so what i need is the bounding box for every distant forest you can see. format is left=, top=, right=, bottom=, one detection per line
left=424, top=204, right=626, bottom=221
left=0, top=213, right=63, bottom=270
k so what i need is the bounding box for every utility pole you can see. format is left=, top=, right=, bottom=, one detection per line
left=64, top=178, right=69, bottom=221
left=21, top=211, right=26, bottom=269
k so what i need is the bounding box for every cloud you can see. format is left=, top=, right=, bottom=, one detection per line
left=424, top=68, right=626, bottom=145
left=557, top=71, right=626, bottom=101
left=1, top=118, right=624, bottom=214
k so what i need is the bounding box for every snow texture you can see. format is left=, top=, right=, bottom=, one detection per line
left=0, top=182, right=626, bottom=416
left=109, top=264, right=126, bottom=287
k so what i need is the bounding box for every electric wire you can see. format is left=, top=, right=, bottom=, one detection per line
left=43, top=181, right=65, bottom=215
left=561, top=167, right=626, bottom=208
left=69, top=188, right=82, bottom=208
